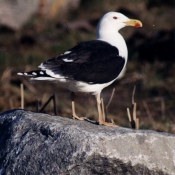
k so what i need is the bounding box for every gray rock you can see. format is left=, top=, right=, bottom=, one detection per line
left=0, top=0, right=39, bottom=30
left=0, top=0, right=80, bottom=30
left=0, top=109, right=174, bottom=175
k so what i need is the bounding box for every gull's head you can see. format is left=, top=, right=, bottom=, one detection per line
left=96, top=12, right=142, bottom=38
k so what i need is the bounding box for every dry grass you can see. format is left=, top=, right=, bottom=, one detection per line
left=0, top=64, right=175, bottom=133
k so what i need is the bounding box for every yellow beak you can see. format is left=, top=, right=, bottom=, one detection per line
left=124, top=19, right=142, bottom=28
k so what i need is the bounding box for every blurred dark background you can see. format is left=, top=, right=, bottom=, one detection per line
left=0, top=0, right=175, bottom=133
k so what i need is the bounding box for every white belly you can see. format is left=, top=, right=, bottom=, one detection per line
left=56, top=79, right=115, bottom=95
left=31, top=71, right=119, bottom=95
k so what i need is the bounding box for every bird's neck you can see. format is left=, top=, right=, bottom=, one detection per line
left=97, top=32, right=128, bottom=59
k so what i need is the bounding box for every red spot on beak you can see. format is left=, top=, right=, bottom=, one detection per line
left=135, top=23, right=141, bottom=28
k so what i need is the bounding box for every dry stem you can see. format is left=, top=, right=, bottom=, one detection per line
left=20, top=83, right=24, bottom=109
left=126, top=86, right=139, bottom=129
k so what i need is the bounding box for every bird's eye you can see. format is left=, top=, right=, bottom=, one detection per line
left=113, top=16, right=118, bottom=19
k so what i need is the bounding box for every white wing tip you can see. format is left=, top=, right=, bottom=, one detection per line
left=17, top=72, right=24, bottom=75
left=17, top=72, right=32, bottom=76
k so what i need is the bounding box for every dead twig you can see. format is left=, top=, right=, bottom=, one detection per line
left=101, top=98, right=105, bottom=121
left=127, top=86, right=139, bottom=129
left=106, top=88, right=116, bottom=109
left=132, top=86, right=136, bottom=105
left=105, top=88, right=115, bottom=122
left=127, top=108, right=132, bottom=122
left=20, top=83, right=24, bottom=109
left=98, top=89, right=116, bottom=123
left=133, top=102, right=138, bottom=128
left=39, top=93, right=57, bottom=115
left=53, top=93, right=57, bottom=115
left=111, top=119, right=116, bottom=125
left=127, top=107, right=136, bottom=129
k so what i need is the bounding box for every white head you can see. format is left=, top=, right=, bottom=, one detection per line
left=96, top=12, right=142, bottom=39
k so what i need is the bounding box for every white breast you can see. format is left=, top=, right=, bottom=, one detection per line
left=98, top=33, right=128, bottom=59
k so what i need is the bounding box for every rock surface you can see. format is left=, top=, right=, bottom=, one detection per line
left=0, top=0, right=80, bottom=30
left=0, top=109, right=174, bottom=175
left=0, top=0, right=38, bottom=30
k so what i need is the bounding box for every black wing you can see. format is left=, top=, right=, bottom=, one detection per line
left=41, top=40, right=125, bottom=84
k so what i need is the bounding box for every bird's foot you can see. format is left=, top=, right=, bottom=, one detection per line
left=98, top=120, right=119, bottom=127
left=72, top=114, right=85, bottom=121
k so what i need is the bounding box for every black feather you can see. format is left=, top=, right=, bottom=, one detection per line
left=41, top=40, right=125, bottom=84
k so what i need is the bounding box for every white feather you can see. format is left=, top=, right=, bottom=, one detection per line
left=64, top=51, right=71, bottom=55
left=63, top=58, right=73, bottom=62
left=17, top=72, right=23, bottom=75
left=32, top=72, right=37, bottom=75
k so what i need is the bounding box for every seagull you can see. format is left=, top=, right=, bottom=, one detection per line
left=18, top=12, right=142, bottom=126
